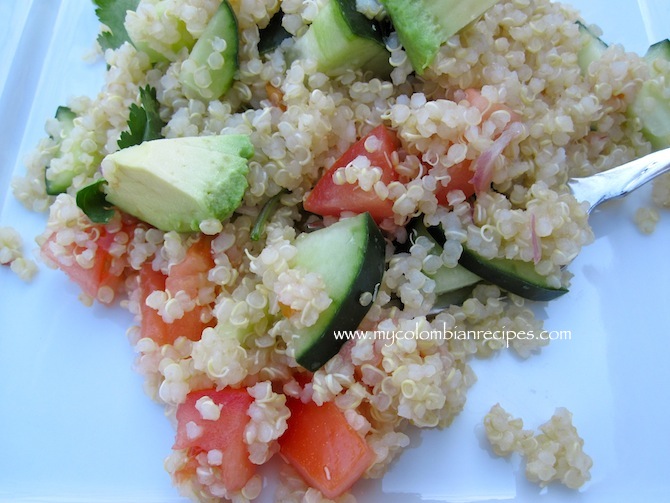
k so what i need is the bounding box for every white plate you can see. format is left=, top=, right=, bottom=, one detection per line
left=1, top=1, right=669, bottom=502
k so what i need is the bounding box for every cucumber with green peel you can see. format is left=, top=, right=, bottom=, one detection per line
left=292, top=213, right=386, bottom=371
left=409, top=220, right=480, bottom=295
left=44, top=106, right=101, bottom=196
left=178, top=0, right=239, bottom=101
left=45, top=106, right=76, bottom=195
left=427, top=224, right=567, bottom=301
left=458, top=246, right=567, bottom=301
left=126, top=2, right=195, bottom=63
left=380, top=0, right=498, bottom=75
left=630, top=39, right=670, bottom=149
left=576, top=21, right=608, bottom=75
left=290, top=0, right=391, bottom=78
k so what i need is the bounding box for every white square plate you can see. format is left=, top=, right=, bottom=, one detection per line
left=1, top=1, right=668, bottom=501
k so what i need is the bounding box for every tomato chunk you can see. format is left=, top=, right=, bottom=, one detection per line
left=434, top=161, right=476, bottom=204
left=138, top=236, right=215, bottom=345
left=40, top=218, right=135, bottom=303
left=174, top=388, right=255, bottom=492
left=166, top=236, right=214, bottom=297
left=304, top=125, right=400, bottom=223
left=279, top=399, right=374, bottom=498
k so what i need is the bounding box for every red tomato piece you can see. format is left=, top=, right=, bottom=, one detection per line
left=279, top=398, right=374, bottom=499
left=138, top=237, right=215, bottom=345
left=166, top=236, right=214, bottom=297
left=434, top=160, right=476, bottom=204
left=303, top=125, right=400, bottom=223
left=40, top=219, right=135, bottom=303
left=174, top=388, right=255, bottom=492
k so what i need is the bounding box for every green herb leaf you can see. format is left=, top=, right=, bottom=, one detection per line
left=93, top=0, right=140, bottom=51
left=118, top=86, right=165, bottom=149
left=76, top=179, right=115, bottom=224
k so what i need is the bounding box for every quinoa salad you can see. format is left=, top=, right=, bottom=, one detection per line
left=2, top=0, right=670, bottom=501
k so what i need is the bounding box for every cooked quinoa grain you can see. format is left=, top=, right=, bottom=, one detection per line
left=10, top=0, right=662, bottom=500
left=484, top=403, right=593, bottom=489
left=0, top=226, right=38, bottom=281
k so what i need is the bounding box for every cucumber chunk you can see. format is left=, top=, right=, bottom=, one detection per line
left=290, top=0, right=391, bottom=78
left=292, top=213, right=386, bottom=371
left=178, top=0, right=239, bottom=101
left=458, top=247, right=567, bottom=301
left=630, top=39, right=670, bottom=149
left=410, top=220, right=480, bottom=295
left=427, top=225, right=567, bottom=301
left=44, top=106, right=102, bottom=196
left=380, top=0, right=498, bottom=74
left=576, top=21, right=608, bottom=75
left=45, top=106, right=77, bottom=195
left=126, top=2, right=195, bottom=63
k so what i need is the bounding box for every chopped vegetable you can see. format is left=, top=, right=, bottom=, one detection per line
left=630, top=39, right=670, bottom=149
left=434, top=162, right=476, bottom=203
left=139, top=237, right=215, bottom=346
left=289, top=0, right=391, bottom=77
left=380, top=0, right=498, bottom=74
left=126, top=2, right=195, bottom=62
left=44, top=106, right=78, bottom=195
left=39, top=216, right=136, bottom=303
left=459, top=245, right=567, bottom=301
left=279, top=398, right=374, bottom=498
left=291, top=213, right=386, bottom=371
left=576, top=21, right=608, bottom=75
left=174, top=388, right=255, bottom=492
left=427, top=224, right=567, bottom=300
left=410, top=219, right=480, bottom=295
left=179, top=0, right=239, bottom=101
left=303, top=124, right=400, bottom=223
left=100, top=135, right=254, bottom=232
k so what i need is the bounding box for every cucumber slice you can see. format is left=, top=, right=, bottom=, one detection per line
left=458, top=247, right=567, bottom=301
left=179, top=0, right=239, bottom=101
left=630, top=39, right=670, bottom=149
left=410, top=220, right=480, bottom=295
left=380, top=0, right=497, bottom=74
left=290, top=0, right=391, bottom=78
left=45, top=106, right=78, bottom=195
left=292, top=213, right=386, bottom=371
left=576, top=21, right=608, bottom=75
left=427, top=225, right=567, bottom=301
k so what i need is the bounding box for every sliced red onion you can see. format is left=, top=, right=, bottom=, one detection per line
left=471, top=122, right=525, bottom=195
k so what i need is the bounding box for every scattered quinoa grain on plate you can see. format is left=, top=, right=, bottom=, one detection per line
left=6, top=0, right=669, bottom=501
left=0, top=226, right=38, bottom=281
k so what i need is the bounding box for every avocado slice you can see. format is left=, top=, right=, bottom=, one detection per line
left=101, top=135, right=254, bottom=232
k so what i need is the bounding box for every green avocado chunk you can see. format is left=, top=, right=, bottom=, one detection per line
left=101, top=135, right=254, bottom=232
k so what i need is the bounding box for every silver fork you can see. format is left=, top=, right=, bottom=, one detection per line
left=567, top=147, right=670, bottom=213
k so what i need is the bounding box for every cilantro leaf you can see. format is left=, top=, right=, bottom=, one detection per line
left=118, top=86, right=165, bottom=149
left=76, top=179, right=115, bottom=224
left=93, top=0, right=140, bottom=51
